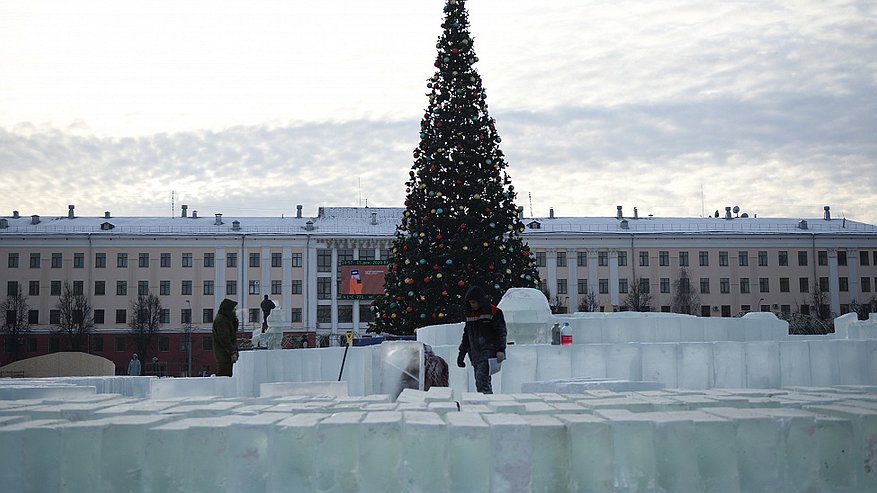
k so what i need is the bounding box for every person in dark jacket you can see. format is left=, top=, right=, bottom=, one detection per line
left=260, top=294, right=276, bottom=331
left=457, top=286, right=507, bottom=394
left=213, top=298, right=239, bottom=377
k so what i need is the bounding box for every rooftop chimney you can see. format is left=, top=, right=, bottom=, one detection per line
left=232, top=220, right=240, bottom=231
left=296, top=205, right=303, bottom=218
left=104, top=211, right=111, bottom=219
left=517, top=206, right=524, bottom=218
left=824, top=206, right=831, bottom=221
left=31, top=215, right=40, bottom=225
left=13, top=210, right=20, bottom=219
left=214, top=213, right=223, bottom=225
left=68, top=204, right=75, bottom=219
left=549, top=207, right=555, bottom=219
left=633, top=207, right=639, bottom=220
left=725, top=207, right=732, bottom=220
left=181, top=205, right=188, bottom=218
left=192, top=210, right=198, bottom=219
left=616, top=205, right=623, bottom=220
left=371, top=212, right=377, bottom=225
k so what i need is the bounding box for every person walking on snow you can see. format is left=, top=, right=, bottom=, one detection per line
left=127, top=353, right=141, bottom=376
left=213, top=298, right=239, bottom=377
left=457, top=286, right=507, bottom=394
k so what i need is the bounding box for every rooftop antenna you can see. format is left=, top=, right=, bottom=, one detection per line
left=171, top=190, right=175, bottom=218
left=700, top=184, right=704, bottom=218
left=358, top=178, right=362, bottom=207
left=528, top=192, right=533, bottom=217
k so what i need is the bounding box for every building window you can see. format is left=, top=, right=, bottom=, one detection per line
left=73, top=281, right=84, bottom=296
left=117, top=253, right=128, bottom=268
left=758, top=251, right=768, bottom=267
left=358, top=248, right=376, bottom=261
left=720, top=278, right=730, bottom=294
left=181, top=308, right=192, bottom=324
left=317, top=250, right=332, bottom=272
left=661, top=306, right=671, bottom=313
left=534, top=252, right=546, bottom=267
left=48, top=309, right=60, bottom=325
left=160, top=253, right=171, bottom=268
left=51, top=253, right=62, bottom=268
left=360, top=304, right=375, bottom=323
left=800, top=304, right=810, bottom=316
left=159, top=336, right=169, bottom=352
left=718, top=251, right=728, bottom=267
left=678, top=252, right=689, bottom=267
left=577, top=279, right=588, bottom=295
left=818, top=251, right=827, bottom=266
left=837, top=251, right=847, bottom=266
left=798, top=251, right=808, bottom=266
left=636, top=278, right=649, bottom=294
left=739, top=251, right=749, bottom=267
left=317, top=278, right=331, bottom=299
left=721, top=305, right=731, bottom=317
left=555, top=251, right=567, bottom=267
left=759, top=278, right=770, bottom=293
left=249, top=281, right=260, bottom=295
left=778, top=251, right=788, bottom=266
left=178, top=252, right=192, bottom=268
left=780, top=304, right=791, bottom=314
left=178, top=280, right=190, bottom=296
left=380, top=249, right=391, bottom=261
left=249, top=308, right=260, bottom=323
left=799, top=277, right=810, bottom=293
left=598, top=252, right=608, bottom=266
left=577, top=252, right=587, bottom=267
left=271, top=252, right=283, bottom=267
left=740, top=278, right=750, bottom=294
left=95, top=253, right=106, bottom=268
left=617, top=251, right=627, bottom=267
left=159, top=309, right=170, bottom=324
left=249, top=253, right=260, bottom=268
left=292, top=253, right=303, bottom=267
left=116, top=309, right=127, bottom=324
left=116, top=281, right=127, bottom=296
left=317, top=306, right=332, bottom=324
left=618, top=278, right=628, bottom=294
left=93, top=310, right=104, bottom=325
left=160, top=281, right=170, bottom=296
left=271, top=280, right=282, bottom=295
left=291, top=308, right=302, bottom=323
left=639, top=251, right=649, bottom=267
left=861, top=277, right=871, bottom=293
left=115, top=336, right=126, bottom=352
left=819, top=277, right=829, bottom=292
left=226, top=281, right=237, bottom=295
left=699, top=251, right=709, bottom=267
left=291, top=280, right=303, bottom=295
left=701, top=305, right=711, bottom=317
left=700, top=278, right=710, bottom=294
left=557, top=279, right=568, bottom=295
left=204, top=253, right=215, bottom=268
left=30, top=253, right=41, bottom=268
left=7, top=281, right=18, bottom=296
left=204, top=280, right=214, bottom=296
left=839, top=277, right=849, bottom=292
left=29, top=281, right=40, bottom=296
left=598, top=279, right=608, bottom=294
left=8, top=253, right=19, bottom=268
left=338, top=305, right=353, bottom=323
left=88, top=336, right=102, bottom=353
left=202, top=336, right=213, bottom=351
left=73, top=253, right=84, bottom=268
left=660, top=278, right=670, bottom=293
left=51, top=281, right=62, bottom=296
left=225, top=253, right=236, bottom=268
left=779, top=277, right=790, bottom=293
left=138, top=253, right=149, bottom=268
left=203, top=309, right=214, bottom=323
left=138, top=281, right=149, bottom=296
left=860, top=250, right=870, bottom=266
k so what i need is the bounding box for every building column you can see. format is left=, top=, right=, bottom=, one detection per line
left=352, top=246, right=360, bottom=334
left=282, top=247, right=293, bottom=324
left=828, top=249, right=840, bottom=317
left=215, top=247, right=226, bottom=306
left=609, top=250, right=620, bottom=308
left=331, top=247, right=338, bottom=338
left=587, top=250, right=599, bottom=303
left=567, top=250, right=578, bottom=312
left=305, top=242, right=318, bottom=332
left=848, top=248, right=859, bottom=304
left=546, top=249, right=558, bottom=299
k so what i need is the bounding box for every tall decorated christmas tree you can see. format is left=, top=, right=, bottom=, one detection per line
left=371, top=0, right=540, bottom=335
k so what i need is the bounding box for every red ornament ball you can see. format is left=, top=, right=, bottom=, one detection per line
left=457, top=280, right=466, bottom=287
left=406, top=307, right=413, bottom=313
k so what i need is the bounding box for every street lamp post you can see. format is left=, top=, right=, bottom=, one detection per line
left=185, top=300, right=192, bottom=377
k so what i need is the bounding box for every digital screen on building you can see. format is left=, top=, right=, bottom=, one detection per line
left=339, top=260, right=389, bottom=299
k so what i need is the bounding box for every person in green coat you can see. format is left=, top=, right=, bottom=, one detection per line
left=212, top=298, right=239, bottom=376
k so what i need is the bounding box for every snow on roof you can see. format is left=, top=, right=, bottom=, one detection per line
left=1, top=207, right=875, bottom=236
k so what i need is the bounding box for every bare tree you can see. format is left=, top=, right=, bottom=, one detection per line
left=128, top=294, right=163, bottom=364
left=1, top=290, right=32, bottom=362
left=578, top=291, right=600, bottom=312
left=540, top=288, right=568, bottom=314
left=810, top=282, right=831, bottom=321
left=671, top=268, right=701, bottom=315
left=54, top=282, right=95, bottom=352
left=623, top=277, right=654, bottom=312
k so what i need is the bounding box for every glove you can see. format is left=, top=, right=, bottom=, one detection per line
left=456, top=352, right=466, bottom=368
left=496, top=351, right=505, bottom=363
left=231, top=351, right=239, bottom=364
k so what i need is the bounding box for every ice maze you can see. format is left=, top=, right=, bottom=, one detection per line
left=2, top=302, right=877, bottom=492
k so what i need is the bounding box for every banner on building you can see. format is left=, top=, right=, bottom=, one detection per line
left=339, top=260, right=389, bottom=299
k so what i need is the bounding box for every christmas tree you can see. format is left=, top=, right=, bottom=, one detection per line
left=371, top=0, right=540, bottom=335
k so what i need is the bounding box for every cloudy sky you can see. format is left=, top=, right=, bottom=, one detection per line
left=1, top=0, right=875, bottom=223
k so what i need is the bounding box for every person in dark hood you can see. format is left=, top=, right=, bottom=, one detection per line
left=457, top=286, right=507, bottom=393
left=213, top=298, right=239, bottom=376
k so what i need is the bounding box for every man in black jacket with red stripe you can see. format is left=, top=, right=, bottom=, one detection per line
left=457, top=286, right=507, bottom=394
